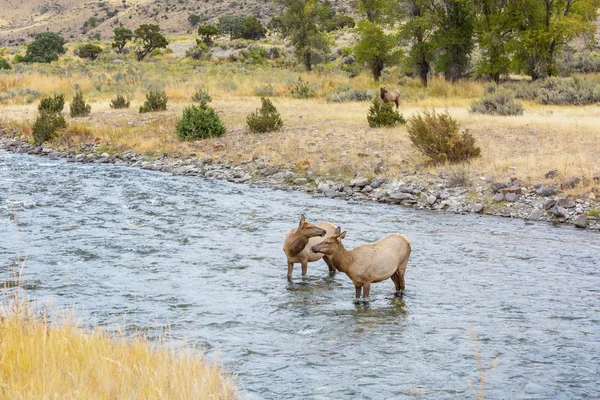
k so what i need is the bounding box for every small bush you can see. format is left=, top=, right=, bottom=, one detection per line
left=0, top=58, right=11, bottom=70
left=326, top=85, right=374, bottom=103
left=70, top=89, right=91, bottom=117
left=246, top=98, right=283, bottom=133
left=186, top=42, right=210, bottom=60
left=289, top=78, right=316, bottom=99
left=254, top=84, right=276, bottom=97
left=191, top=88, right=212, bottom=103
left=139, top=90, right=167, bottom=113
left=367, top=98, right=406, bottom=128
left=110, top=94, right=130, bottom=109
left=32, top=111, right=67, bottom=145
left=38, top=94, right=65, bottom=113
left=407, top=110, right=481, bottom=164
left=470, top=88, right=524, bottom=116
left=176, top=102, right=225, bottom=141
left=505, top=77, right=600, bottom=105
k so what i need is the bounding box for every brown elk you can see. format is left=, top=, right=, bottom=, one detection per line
left=311, top=227, right=411, bottom=300
left=283, top=215, right=337, bottom=279
left=380, top=87, right=401, bottom=109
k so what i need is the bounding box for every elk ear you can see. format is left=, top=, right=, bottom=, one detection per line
left=339, top=231, right=347, bottom=239
left=334, top=226, right=341, bottom=235
left=298, top=214, right=306, bottom=228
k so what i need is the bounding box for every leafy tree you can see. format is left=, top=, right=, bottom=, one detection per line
left=241, top=17, right=267, bottom=40
left=197, top=25, right=219, bottom=46
left=508, top=0, right=600, bottom=80
left=322, top=14, right=356, bottom=32
left=473, top=0, right=512, bottom=82
left=133, top=24, right=168, bottom=61
left=355, top=20, right=401, bottom=81
left=112, top=26, right=133, bottom=53
left=77, top=43, right=103, bottom=61
left=267, top=15, right=292, bottom=38
left=278, top=0, right=331, bottom=71
left=218, top=15, right=245, bottom=40
left=22, top=32, right=66, bottom=63
left=399, top=0, right=436, bottom=87
left=432, top=0, right=474, bottom=82
left=357, top=0, right=397, bottom=23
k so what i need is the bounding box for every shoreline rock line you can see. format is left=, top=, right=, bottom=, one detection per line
left=1, top=129, right=598, bottom=231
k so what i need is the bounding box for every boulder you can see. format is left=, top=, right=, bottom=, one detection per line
left=574, top=215, right=589, bottom=228
left=557, top=198, right=576, bottom=208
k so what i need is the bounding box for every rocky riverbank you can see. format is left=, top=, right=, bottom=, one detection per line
left=2, top=128, right=598, bottom=231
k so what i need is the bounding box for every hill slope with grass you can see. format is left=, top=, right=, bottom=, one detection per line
left=0, top=0, right=355, bottom=45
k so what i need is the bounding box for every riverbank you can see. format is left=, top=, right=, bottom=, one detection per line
left=0, top=291, right=237, bottom=399
left=2, top=127, right=598, bottom=231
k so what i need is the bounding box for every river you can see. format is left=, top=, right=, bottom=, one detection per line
left=1, top=152, right=599, bottom=399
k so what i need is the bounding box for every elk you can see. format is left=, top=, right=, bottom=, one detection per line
left=311, top=227, right=411, bottom=300
left=283, top=215, right=337, bottom=279
left=380, top=87, right=401, bottom=109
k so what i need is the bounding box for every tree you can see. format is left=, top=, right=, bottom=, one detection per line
left=0, top=58, right=11, bottom=70
left=357, top=0, right=397, bottom=23
left=508, top=0, right=600, bottom=80
left=355, top=20, right=401, bottom=81
left=197, top=25, right=219, bottom=46
left=278, top=0, right=331, bottom=71
left=473, top=0, right=513, bottom=82
left=218, top=15, right=245, bottom=40
left=188, top=14, right=202, bottom=27
left=267, top=15, right=292, bottom=38
left=77, top=43, right=103, bottom=61
left=241, top=17, right=267, bottom=40
left=432, top=0, right=475, bottom=82
left=399, top=0, right=436, bottom=87
left=22, top=32, right=66, bottom=63
left=112, top=26, right=133, bottom=53
left=133, top=24, right=168, bottom=61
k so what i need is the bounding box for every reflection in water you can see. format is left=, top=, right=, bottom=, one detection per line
left=1, top=152, right=599, bottom=399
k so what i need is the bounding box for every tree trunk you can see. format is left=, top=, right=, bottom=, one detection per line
left=417, top=60, right=429, bottom=87
left=304, top=51, right=312, bottom=72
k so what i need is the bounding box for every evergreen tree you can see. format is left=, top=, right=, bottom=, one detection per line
left=112, top=26, right=133, bottom=53
left=22, top=32, right=66, bottom=63
left=133, top=24, right=168, bottom=61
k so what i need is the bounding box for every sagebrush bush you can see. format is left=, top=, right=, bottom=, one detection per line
left=191, top=89, right=212, bottom=103
left=505, top=77, right=600, bottom=105
left=110, top=95, right=130, bottom=109
left=367, top=98, right=406, bottom=128
left=246, top=98, right=283, bottom=133
left=186, top=43, right=210, bottom=60
left=470, top=88, right=524, bottom=116
left=289, top=78, right=316, bottom=99
left=176, top=102, right=225, bottom=141
left=139, top=90, right=167, bottom=113
left=254, top=84, right=276, bottom=97
left=32, top=111, right=67, bottom=145
left=38, top=94, right=64, bottom=113
left=70, top=89, right=91, bottom=117
left=326, top=85, right=374, bottom=103
left=407, top=110, right=481, bottom=164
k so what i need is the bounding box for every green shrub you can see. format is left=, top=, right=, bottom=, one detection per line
left=407, top=110, right=481, bottom=164
left=470, top=88, right=524, bottom=116
left=0, top=58, right=11, bottom=70
left=38, top=94, right=65, bottom=113
left=32, top=111, right=67, bottom=145
left=186, top=42, right=211, bottom=60
left=246, top=98, right=283, bottom=133
left=110, top=94, right=130, bottom=109
left=176, top=102, right=225, bottom=141
left=70, top=89, right=91, bottom=117
left=254, top=84, right=276, bottom=97
left=238, top=46, right=267, bottom=64
left=139, top=90, right=167, bottom=113
left=289, top=77, right=316, bottom=99
left=326, top=85, right=374, bottom=103
left=367, top=98, right=406, bottom=128
left=191, top=88, right=212, bottom=103
left=22, top=32, right=66, bottom=63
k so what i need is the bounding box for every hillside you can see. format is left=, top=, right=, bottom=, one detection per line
left=0, top=0, right=354, bottom=46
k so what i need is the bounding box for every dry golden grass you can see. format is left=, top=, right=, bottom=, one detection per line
left=1, top=60, right=599, bottom=196
left=0, top=293, right=237, bottom=399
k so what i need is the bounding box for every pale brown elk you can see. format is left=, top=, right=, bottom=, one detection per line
left=311, top=227, right=411, bottom=300
left=283, top=215, right=337, bottom=279
left=380, top=87, right=401, bottom=109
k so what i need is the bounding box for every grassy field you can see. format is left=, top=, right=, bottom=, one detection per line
left=0, top=288, right=237, bottom=399
left=1, top=45, right=599, bottom=198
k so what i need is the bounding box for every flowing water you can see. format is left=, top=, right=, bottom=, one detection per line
left=1, top=152, right=599, bottom=399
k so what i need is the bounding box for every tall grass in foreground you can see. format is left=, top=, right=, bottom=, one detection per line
left=0, top=277, right=237, bottom=399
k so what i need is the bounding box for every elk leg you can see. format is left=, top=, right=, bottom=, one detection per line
left=324, top=256, right=336, bottom=275
left=301, top=261, right=308, bottom=277
left=391, top=273, right=401, bottom=292
left=363, top=283, right=371, bottom=300
left=355, top=285, right=362, bottom=299
left=287, top=262, right=294, bottom=280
